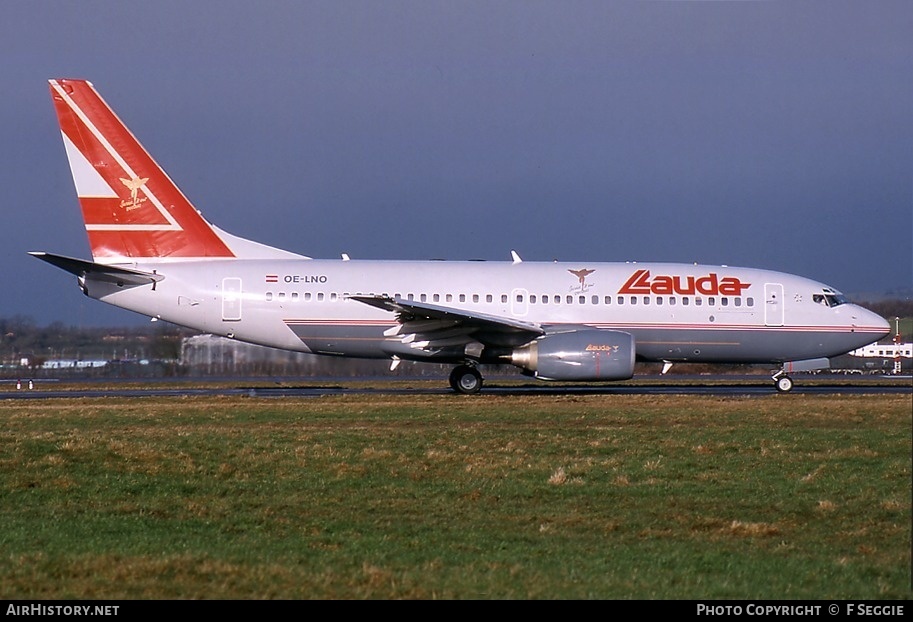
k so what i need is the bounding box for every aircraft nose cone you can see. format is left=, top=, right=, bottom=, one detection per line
left=853, top=306, right=891, bottom=339
left=870, top=310, right=890, bottom=334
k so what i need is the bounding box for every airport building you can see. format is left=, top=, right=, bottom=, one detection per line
left=845, top=340, right=912, bottom=374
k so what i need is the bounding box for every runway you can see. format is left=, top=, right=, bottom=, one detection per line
left=0, top=375, right=909, bottom=400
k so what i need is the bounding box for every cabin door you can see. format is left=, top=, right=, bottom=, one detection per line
left=764, top=283, right=784, bottom=326
left=222, top=277, right=243, bottom=322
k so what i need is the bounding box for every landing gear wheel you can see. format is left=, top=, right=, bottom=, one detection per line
left=449, top=365, right=483, bottom=395
left=775, top=375, right=794, bottom=393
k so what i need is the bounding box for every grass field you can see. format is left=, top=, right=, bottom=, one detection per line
left=0, top=385, right=909, bottom=599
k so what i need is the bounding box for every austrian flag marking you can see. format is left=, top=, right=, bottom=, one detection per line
left=265, top=275, right=278, bottom=283
left=619, top=269, right=750, bottom=296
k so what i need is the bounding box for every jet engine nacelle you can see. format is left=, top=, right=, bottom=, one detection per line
left=511, top=329, right=636, bottom=381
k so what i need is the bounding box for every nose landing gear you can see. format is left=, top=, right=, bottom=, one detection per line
left=772, top=370, right=794, bottom=393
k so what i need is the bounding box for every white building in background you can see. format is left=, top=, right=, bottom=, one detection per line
left=848, top=342, right=912, bottom=359
left=41, top=359, right=109, bottom=370
left=179, top=334, right=389, bottom=376
left=180, top=334, right=314, bottom=369
left=848, top=332, right=911, bottom=374
left=178, top=334, right=450, bottom=377
left=847, top=313, right=912, bottom=374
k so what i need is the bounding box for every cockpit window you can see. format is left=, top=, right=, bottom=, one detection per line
left=813, top=292, right=848, bottom=307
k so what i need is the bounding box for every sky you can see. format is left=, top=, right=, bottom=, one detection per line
left=2, top=0, right=911, bottom=327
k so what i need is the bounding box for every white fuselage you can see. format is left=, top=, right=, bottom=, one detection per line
left=83, top=258, right=889, bottom=367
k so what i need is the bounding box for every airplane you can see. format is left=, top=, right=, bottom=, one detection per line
left=33, top=79, right=891, bottom=394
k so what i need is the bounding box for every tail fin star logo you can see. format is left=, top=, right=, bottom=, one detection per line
left=119, top=176, right=149, bottom=211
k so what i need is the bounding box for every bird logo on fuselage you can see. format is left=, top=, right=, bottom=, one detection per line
left=568, top=268, right=595, bottom=293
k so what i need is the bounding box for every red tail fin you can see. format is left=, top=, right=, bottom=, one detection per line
left=49, top=79, right=235, bottom=261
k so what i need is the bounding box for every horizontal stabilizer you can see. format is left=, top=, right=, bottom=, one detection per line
left=29, top=252, right=164, bottom=287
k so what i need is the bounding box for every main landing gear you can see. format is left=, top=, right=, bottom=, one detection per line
left=449, top=364, right=483, bottom=395
left=772, top=369, right=794, bottom=393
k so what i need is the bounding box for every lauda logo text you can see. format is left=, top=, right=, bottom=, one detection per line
left=619, top=269, right=750, bottom=296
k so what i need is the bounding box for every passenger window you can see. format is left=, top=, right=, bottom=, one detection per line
left=530, top=295, right=537, bottom=303
left=266, top=292, right=273, bottom=301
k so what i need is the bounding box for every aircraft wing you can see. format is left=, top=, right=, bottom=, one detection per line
left=349, top=295, right=544, bottom=352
